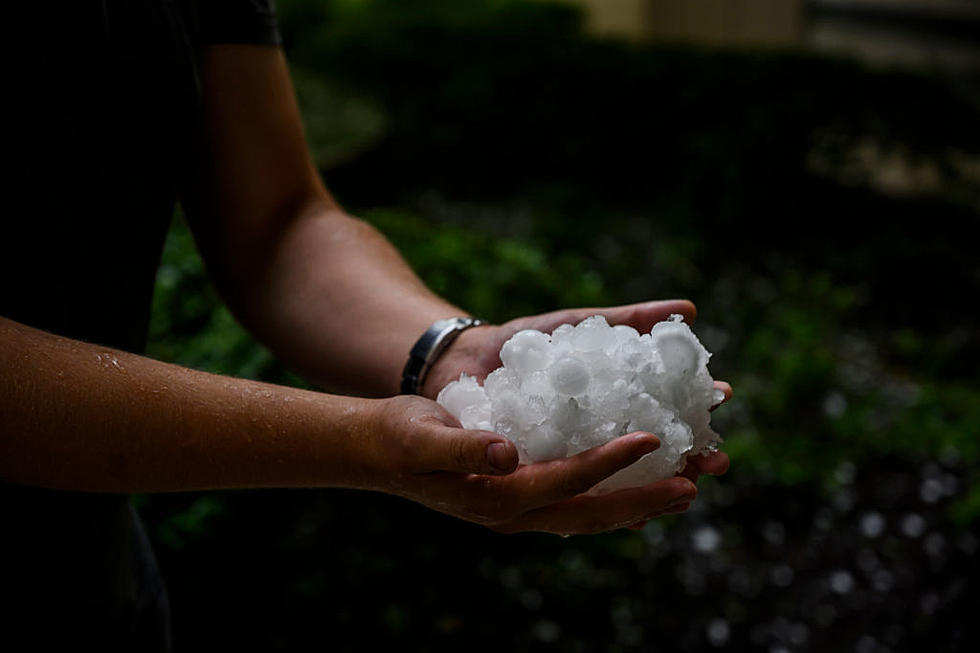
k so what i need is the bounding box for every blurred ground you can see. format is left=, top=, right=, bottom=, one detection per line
left=139, top=1, right=979, bottom=650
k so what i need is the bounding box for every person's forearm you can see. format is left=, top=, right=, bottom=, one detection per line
left=215, top=201, right=472, bottom=397
left=0, top=316, right=383, bottom=493
left=184, top=46, right=470, bottom=398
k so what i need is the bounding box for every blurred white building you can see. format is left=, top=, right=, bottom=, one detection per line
left=566, top=0, right=980, bottom=76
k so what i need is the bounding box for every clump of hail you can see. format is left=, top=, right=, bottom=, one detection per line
left=437, top=315, right=723, bottom=493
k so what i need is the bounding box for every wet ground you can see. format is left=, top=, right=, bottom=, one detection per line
left=145, top=454, right=977, bottom=652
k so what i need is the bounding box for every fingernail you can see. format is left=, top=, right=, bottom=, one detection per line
left=630, top=433, right=660, bottom=454
left=710, top=387, right=726, bottom=410
left=486, top=442, right=512, bottom=474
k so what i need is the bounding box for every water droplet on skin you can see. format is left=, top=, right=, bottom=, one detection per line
left=95, top=352, right=126, bottom=373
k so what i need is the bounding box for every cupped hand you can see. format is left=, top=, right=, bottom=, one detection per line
left=420, top=299, right=733, bottom=486
left=421, top=299, right=700, bottom=399
left=365, top=395, right=698, bottom=535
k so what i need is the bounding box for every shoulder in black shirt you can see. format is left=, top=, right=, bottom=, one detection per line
left=2, top=2, right=280, bottom=650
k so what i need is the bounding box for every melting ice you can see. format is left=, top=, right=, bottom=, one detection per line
left=437, top=314, right=722, bottom=493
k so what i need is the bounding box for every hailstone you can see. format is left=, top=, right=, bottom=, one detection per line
left=437, top=314, right=722, bottom=493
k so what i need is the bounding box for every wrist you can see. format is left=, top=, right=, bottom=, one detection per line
left=419, top=323, right=497, bottom=400
left=401, top=317, right=487, bottom=396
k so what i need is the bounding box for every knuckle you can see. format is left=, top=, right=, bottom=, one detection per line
left=384, top=394, right=418, bottom=418
left=449, top=435, right=473, bottom=470
left=389, top=428, right=423, bottom=473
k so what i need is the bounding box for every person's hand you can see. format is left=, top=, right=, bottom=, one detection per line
left=420, top=299, right=733, bottom=488
left=363, top=395, right=699, bottom=534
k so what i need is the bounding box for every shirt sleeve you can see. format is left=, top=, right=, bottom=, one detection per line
left=198, top=0, right=281, bottom=46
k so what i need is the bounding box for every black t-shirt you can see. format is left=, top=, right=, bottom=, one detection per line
left=3, top=2, right=280, bottom=649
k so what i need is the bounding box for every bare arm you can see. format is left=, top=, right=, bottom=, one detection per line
left=0, top=315, right=382, bottom=492
left=1, top=316, right=695, bottom=534
left=183, top=45, right=460, bottom=396
left=177, top=45, right=724, bottom=527
left=0, top=47, right=489, bottom=493
left=0, top=44, right=712, bottom=533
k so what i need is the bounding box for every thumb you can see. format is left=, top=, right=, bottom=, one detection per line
left=410, top=422, right=519, bottom=476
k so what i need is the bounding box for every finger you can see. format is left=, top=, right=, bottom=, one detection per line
left=586, top=299, right=697, bottom=330
left=512, top=299, right=697, bottom=337
left=680, top=463, right=700, bottom=483
left=627, top=520, right=648, bottom=530
left=514, top=432, right=661, bottom=509
left=644, top=500, right=693, bottom=519
left=711, top=381, right=732, bottom=411
left=685, top=451, right=730, bottom=476
left=409, top=423, right=520, bottom=476
left=505, top=476, right=697, bottom=535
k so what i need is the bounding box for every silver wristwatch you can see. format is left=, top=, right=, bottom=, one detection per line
left=400, top=317, right=485, bottom=395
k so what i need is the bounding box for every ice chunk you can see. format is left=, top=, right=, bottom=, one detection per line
left=572, top=315, right=614, bottom=351
left=524, top=424, right=567, bottom=461
left=437, top=373, right=486, bottom=419
left=437, top=314, right=723, bottom=492
left=437, top=373, right=491, bottom=431
left=550, top=356, right=591, bottom=396
left=500, top=329, right=553, bottom=376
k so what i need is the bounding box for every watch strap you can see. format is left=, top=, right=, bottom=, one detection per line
left=400, top=317, right=485, bottom=395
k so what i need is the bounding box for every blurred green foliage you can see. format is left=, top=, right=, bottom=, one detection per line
left=148, top=210, right=294, bottom=385
left=142, top=0, right=979, bottom=649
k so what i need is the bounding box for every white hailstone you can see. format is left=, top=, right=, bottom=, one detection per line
left=436, top=314, right=722, bottom=493
left=551, top=356, right=591, bottom=395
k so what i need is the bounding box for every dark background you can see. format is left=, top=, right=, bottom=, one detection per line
left=139, top=1, right=980, bottom=650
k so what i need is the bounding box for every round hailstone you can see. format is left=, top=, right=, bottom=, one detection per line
left=500, top=330, right=552, bottom=375
left=436, top=314, right=721, bottom=493
left=550, top=356, right=591, bottom=396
